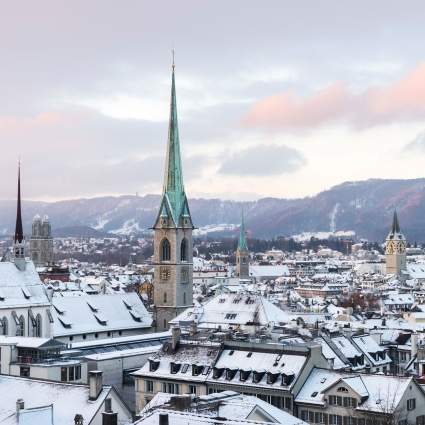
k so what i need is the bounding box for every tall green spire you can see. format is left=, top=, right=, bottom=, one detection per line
left=159, top=56, right=190, bottom=226
left=238, top=209, right=248, bottom=251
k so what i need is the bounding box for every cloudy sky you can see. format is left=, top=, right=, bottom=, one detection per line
left=2, top=1, right=425, bottom=201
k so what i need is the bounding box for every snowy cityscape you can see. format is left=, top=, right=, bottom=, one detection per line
left=3, top=2, right=425, bottom=425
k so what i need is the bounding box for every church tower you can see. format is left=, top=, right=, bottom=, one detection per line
left=13, top=164, right=26, bottom=271
left=30, top=215, right=54, bottom=266
left=153, top=60, right=194, bottom=331
left=236, top=210, right=249, bottom=279
left=385, top=211, right=407, bottom=276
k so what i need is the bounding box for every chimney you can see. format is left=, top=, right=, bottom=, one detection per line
left=159, top=413, right=169, bottom=425
left=411, top=333, right=418, bottom=357
left=16, top=399, right=24, bottom=416
left=102, top=412, right=118, bottom=425
left=89, top=370, right=103, bottom=400
left=171, top=326, right=181, bottom=351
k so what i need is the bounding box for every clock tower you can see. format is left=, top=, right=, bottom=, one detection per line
left=385, top=211, right=407, bottom=276
left=153, top=60, right=194, bottom=331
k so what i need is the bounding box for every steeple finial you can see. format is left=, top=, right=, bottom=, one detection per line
left=391, top=210, right=400, bottom=234
left=172, top=49, right=175, bottom=70
left=14, top=161, right=23, bottom=244
left=238, top=209, right=248, bottom=251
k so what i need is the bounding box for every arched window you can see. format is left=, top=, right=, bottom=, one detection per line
left=160, top=238, right=171, bottom=261
left=17, top=315, right=25, bottom=337
left=35, top=314, right=42, bottom=338
left=1, top=317, right=7, bottom=336
left=337, top=387, right=348, bottom=393
left=180, top=238, right=188, bottom=261
left=164, top=292, right=167, bottom=303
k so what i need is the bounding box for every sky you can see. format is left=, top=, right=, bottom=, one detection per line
left=2, top=1, right=425, bottom=201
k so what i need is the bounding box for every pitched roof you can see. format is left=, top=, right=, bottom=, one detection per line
left=52, top=292, right=152, bottom=336
left=0, top=375, right=112, bottom=424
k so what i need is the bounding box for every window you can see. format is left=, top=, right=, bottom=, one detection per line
left=416, top=417, right=425, bottom=425
left=61, top=367, right=67, bottom=382
left=145, top=380, right=154, bottom=393
left=183, top=292, right=186, bottom=305
left=1, top=317, right=8, bottom=336
left=17, top=316, right=25, bottom=337
left=408, top=398, right=416, bottom=411
left=225, top=313, right=237, bottom=320
left=343, top=397, right=357, bottom=408
left=181, top=238, right=188, bottom=261
left=69, top=366, right=75, bottom=381
left=189, top=385, right=197, bottom=394
left=160, top=239, right=171, bottom=261
left=337, top=387, right=349, bottom=393
left=20, top=366, right=30, bottom=377
left=164, top=292, right=167, bottom=303
left=35, top=314, right=42, bottom=337
left=69, top=336, right=73, bottom=341
left=75, top=365, right=81, bottom=380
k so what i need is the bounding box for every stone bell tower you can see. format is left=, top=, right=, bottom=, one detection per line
left=153, top=59, right=194, bottom=331
left=385, top=210, right=407, bottom=276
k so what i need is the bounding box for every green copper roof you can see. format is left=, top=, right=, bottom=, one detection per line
left=161, top=64, right=189, bottom=225
left=238, top=210, right=248, bottom=251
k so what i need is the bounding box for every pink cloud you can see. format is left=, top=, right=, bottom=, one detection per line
left=244, top=62, right=425, bottom=130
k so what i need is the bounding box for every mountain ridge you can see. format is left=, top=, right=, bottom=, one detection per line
left=1, top=177, right=425, bottom=241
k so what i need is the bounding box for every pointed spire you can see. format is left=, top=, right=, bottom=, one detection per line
left=391, top=210, right=400, bottom=234
left=238, top=209, right=248, bottom=251
left=162, top=53, right=187, bottom=223
left=14, top=162, right=23, bottom=244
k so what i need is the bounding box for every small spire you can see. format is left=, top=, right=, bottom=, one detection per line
left=14, top=161, right=23, bottom=244
left=172, top=49, right=175, bottom=70
left=238, top=209, right=248, bottom=251
left=391, top=210, right=400, bottom=234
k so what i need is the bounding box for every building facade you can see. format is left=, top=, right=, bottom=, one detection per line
left=153, top=62, right=194, bottom=331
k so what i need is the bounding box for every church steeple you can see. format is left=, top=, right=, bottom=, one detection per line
left=14, top=163, right=23, bottom=244
left=238, top=209, right=248, bottom=251
left=159, top=57, right=190, bottom=227
left=391, top=210, right=400, bottom=234
left=13, top=162, right=26, bottom=271
left=153, top=57, right=194, bottom=331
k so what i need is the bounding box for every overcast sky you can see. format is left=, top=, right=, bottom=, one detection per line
left=2, top=1, right=425, bottom=201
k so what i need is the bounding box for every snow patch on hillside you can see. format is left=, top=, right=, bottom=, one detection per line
left=111, top=219, right=143, bottom=235
left=292, top=230, right=355, bottom=242
left=193, top=224, right=238, bottom=236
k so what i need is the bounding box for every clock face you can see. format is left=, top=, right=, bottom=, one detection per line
left=396, top=241, right=405, bottom=254
left=386, top=241, right=394, bottom=255
left=160, top=266, right=171, bottom=281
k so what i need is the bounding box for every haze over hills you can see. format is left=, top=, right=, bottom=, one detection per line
left=3, top=178, right=425, bottom=242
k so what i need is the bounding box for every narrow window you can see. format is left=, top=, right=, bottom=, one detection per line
left=160, top=238, right=171, bottom=261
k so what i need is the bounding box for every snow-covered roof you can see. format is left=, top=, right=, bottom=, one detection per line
left=171, top=293, right=290, bottom=330
left=138, top=391, right=307, bottom=425
left=52, top=292, right=152, bottom=336
left=351, top=335, right=391, bottom=366
left=249, top=265, right=290, bottom=278
left=0, top=375, right=112, bottom=424
left=296, top=368, right=414, bottom=413
left=0, top=261, right=50, bottom=309
left=0, top=336, right=65, bottom=349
